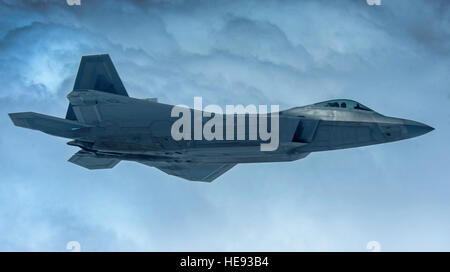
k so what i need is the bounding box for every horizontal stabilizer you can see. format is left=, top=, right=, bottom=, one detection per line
left=140, top=161, right=236, bottom=182
left=69, top=151, right=120, bottom=170
left=9, top=112, right=89, bottom=138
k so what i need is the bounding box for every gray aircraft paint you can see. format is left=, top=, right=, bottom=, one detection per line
left=8, top=55, right=434, bottom=182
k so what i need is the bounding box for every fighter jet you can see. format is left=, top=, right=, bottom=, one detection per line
left=8, top=54, right=434, bottom=182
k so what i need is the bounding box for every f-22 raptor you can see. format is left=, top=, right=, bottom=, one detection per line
left=9, top=55, right=433, bottom=182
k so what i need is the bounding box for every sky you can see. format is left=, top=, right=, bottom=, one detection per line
left=0, top=0, right=449, bottom=251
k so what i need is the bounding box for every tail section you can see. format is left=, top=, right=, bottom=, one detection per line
left=9, top=112, right=90, bottom=139
left=9, top=54, right=127, bottom=170
left=9, top=55, right=130, bottom=135
left=66, top=54, right=129, bottom=121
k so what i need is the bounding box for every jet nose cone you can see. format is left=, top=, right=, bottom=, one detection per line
left=404, top=120, right=434, bottom=138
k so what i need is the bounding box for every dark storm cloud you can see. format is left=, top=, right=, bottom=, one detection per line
left=0, top=0, right=449, bottom=251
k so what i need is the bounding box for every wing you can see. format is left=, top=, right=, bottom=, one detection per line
left=69, top=151, right=120, bottom=170
left=139, top=161, right=236, bottom=182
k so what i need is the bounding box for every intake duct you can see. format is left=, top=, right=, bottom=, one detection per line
left=292, top=119, right=320, bottom=143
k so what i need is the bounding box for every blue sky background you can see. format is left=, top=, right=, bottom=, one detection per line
left=0, top=0, right=449, bottom=251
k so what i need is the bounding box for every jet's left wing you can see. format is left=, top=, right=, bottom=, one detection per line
left=69, top=150, right=120, bottom=170
left=139, top=161, right=236, bottom=182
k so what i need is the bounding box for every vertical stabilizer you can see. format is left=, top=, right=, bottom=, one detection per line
left=66, top=54, right=129, bottom=121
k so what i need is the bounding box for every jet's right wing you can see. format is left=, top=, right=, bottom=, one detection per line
left=139, top=161, right=236, bottom=182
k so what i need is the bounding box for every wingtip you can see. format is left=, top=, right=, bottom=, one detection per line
left=81, top=53, right=110, bottom=59
left=8, top=112, right=32, bottom=128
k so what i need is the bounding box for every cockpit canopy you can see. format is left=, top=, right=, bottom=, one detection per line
left=312, top=99, right=373, bottom=112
